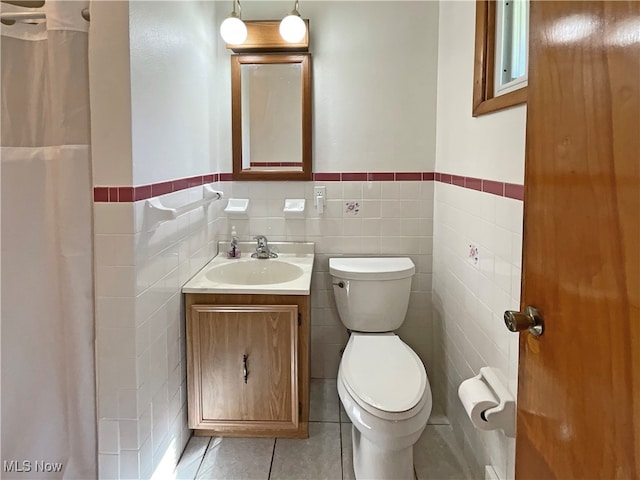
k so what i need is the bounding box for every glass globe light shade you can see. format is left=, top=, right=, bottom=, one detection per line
left=279, top=14, right=306, bottom=43
left=220, top=16, right=247, bottom=45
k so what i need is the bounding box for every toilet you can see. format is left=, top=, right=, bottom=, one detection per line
left=330, top=257, right=432, bottom=480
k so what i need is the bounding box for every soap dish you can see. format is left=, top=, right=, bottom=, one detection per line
left=283, top=199, right=305, bottom=217
left=224, top=198, right=249, bottom=216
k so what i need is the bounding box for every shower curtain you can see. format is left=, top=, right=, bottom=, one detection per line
left=1, top=2, right=96, bottom=478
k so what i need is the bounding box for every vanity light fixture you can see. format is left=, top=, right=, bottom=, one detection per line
left=280, top=0, right=307, bottom=43
left=220, top=0, right=247, bottom=45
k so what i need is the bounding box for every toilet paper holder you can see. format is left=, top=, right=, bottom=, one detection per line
left=458, top=367, right=516, bottom=438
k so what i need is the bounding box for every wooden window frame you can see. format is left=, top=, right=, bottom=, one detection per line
left=472, top=0, right=527, bottom=117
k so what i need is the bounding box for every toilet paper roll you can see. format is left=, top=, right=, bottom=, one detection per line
left=458, top=377, right=499, bottom=431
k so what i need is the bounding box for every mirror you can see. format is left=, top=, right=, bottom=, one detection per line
left=231, top=54, right=312, bottom=180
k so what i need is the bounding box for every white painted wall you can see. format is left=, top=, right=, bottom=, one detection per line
left=214, top=1, right=439, bottom=173
left=129, top=1, right=218, bottom=185
left=435, top=1, right=526, bottom=184
left=433, top=1, right=526, bottom=479
left=89, top=1, right=133, bottom=186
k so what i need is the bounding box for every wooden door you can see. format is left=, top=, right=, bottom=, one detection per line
left=517, top=1, right=639, bottom=478
left=187, top=304, right=299, bottom=434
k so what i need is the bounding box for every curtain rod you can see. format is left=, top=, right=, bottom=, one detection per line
left=0, top=7, right=89, bottom=25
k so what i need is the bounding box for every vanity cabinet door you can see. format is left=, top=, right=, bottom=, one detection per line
left=187, top=304, right=299, bottom=435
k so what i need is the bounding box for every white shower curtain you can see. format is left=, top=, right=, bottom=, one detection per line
left=1, top=2, right=96, bottom=478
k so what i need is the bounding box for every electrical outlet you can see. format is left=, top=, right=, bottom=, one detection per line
left=313, top=186, right=326, bottom=215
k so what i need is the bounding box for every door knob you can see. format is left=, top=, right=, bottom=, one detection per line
left=504, top=306, right=544, bottom=337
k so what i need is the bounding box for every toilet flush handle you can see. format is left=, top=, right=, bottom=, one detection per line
left=332, top=281, right=345, bottom=288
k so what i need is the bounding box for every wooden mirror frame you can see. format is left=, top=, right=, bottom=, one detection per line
left=231, top=53, right=312, bottom=181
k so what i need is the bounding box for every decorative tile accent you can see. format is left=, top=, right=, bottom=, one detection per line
left=341, top=172, right=367, bottom=181
left=93, top=171, right=525, bottom=203
left=451, top=175, right=465, bottom=187
left=435, top=174, right=524, bottom=200
left=344, top=202, right=360, bottom=215
left=396, top=172, right=422, bottom=181
left=482, top=179, right=504, bottom=196
left=313, top=173, right=341, bottom=181
left=465, top=177, right=483, bottom=191
left=94, top=174, right=220, bottom=202
left=505, top=183, right=525, bottom=201
left=119, top=187, right=134, bottom=202
left=368, top=172, right=395, bottom=181
left=94, top=187, right=109, bottom=202
left=468, top=244, right=480, bottom=267
left=134, top=186, right=152, bottom=201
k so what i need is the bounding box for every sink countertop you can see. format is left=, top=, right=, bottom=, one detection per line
left=182, top=242, right=315, bottom=295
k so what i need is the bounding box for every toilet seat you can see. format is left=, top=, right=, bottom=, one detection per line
left=341, top=334, right=427, bottom=421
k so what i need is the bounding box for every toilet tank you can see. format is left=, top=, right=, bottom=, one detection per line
left=329, top=257, right=415, bottom=332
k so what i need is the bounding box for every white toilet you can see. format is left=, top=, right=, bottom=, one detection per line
left=330, top=257, right=432, bottom=480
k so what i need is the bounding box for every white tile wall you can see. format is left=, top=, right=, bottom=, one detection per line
left=219, top=180, right=435, bottom=381
left=432, top=182, right=523, bottom=479
left=95, top=178, right=437, bottom=478
left=94, top=183, right=226, bottom=479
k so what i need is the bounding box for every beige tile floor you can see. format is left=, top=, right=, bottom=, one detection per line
left=176, top=379, right=472, bottom=480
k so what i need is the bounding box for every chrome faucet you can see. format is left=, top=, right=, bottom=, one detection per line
left=251, top=235, right=278, bottom=259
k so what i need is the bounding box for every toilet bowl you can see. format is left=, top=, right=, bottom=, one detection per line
left=329, top=257, right=432, bottom=480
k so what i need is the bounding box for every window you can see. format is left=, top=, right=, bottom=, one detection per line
left=495, top=0, right=529, bottom=96
left=473, top=0, right=528, bottom=116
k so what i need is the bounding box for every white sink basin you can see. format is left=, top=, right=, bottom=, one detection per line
left=182, top=242, right=314, bottom=295
left=205, top=260, right=304, bottom=285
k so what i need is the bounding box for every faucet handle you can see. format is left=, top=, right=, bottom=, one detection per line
left=253, top=235, right=268, bottom=246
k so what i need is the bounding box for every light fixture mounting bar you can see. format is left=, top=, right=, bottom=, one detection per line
left=225, top=19, right=309, bottom=53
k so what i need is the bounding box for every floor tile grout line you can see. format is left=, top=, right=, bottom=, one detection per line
left=267, top=437, right=277, bottom=479
left=339, top=421, right=345, bottom=480
left=337, top=389, right=345, bottom=480
left=193, top=436, right=213, bottom=480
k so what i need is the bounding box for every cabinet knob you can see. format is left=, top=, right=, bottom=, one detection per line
left=243, top=354, right=248, bottom=384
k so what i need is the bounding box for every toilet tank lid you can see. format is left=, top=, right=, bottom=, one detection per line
left=329, top=257, right=415, bottom=280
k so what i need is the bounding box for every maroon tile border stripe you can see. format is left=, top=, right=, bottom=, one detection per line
left=312, top=172, right=435, bottom=181
left=504, top=183, right=525, bottom=201
left=435, top=173, right=524, bottom=200
left=94, top=174, right=219, bottom=203
left=94, top=171, right=524, bottom=202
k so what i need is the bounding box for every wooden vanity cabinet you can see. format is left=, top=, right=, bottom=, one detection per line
left=185, top=293, right=309, bottom=438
